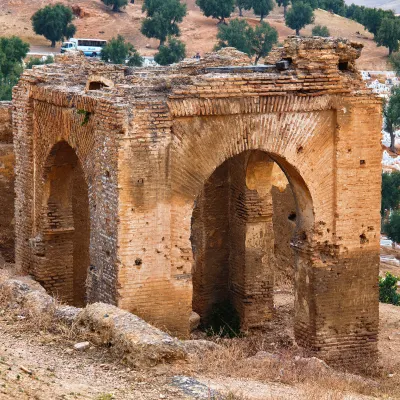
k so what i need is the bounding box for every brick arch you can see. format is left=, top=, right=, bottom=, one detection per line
left=170, top=110, right=335, bottom=242
left=189, top=148, right=313, bottom=332
left=33, top=140, right=90, bottom=306
left=167, top=108, right=336, bottom=342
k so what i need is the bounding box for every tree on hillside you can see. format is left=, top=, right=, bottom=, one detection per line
left=31, top=4, right=76, bottom=48
left=390, top=51, right=400, bottom=76
left=154, top=38, right=186, bottom=65
left=292, top=0, right=318, bottom=9
left=236, top=0, right=252, bottom=17
left=285, top=1, right=314, bottom=36
left=375, top=18, right=400, bottom=56
left=141, top=0, right=187, bottom=47
left=276, top=0, right=290, bottom=16
left=251, top=0, right=275, bottom=21
left=252, top=22, right=278, bottom=63
left=215, top=18, right=253, bottom=55
left=362, top=8, right=395, bottom=37
left=100, top=0, right=128, bottom=12
left=345, top=3, right=365, bottom=24
left=381, top=171, right=400, bottom=216
left=196, top=0, right=235, bottom=24
left=385, top=87, right=400, bottom=153
left=385, top=211, right=400, bottom=244
left=312, top=24, right=330, bottom=37
left=0, top=36, right=29, bottom=100
left=318, top=0, right=345, bottom=15
left=101, top=35, right=143, bottom=65
left=215, top=19, right=277, bottom=64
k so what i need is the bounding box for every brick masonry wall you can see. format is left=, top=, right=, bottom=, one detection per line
left=13, top=37, right=382, bottom=368
left=0, top=101, right=14, bottom=262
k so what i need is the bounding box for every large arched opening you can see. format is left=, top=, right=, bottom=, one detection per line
left=190, top=150, right=313, bottom=335
left=36, top=141, right=90, bottom=306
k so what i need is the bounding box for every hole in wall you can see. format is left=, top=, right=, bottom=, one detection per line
left=360, top=233, right=368, bottom=244
left=288, top=212, right=297, bottom=221
left=88, top=81, right=109, bottom=90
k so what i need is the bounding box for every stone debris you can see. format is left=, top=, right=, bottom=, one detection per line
left=73, top=341, right=90, bottom=351
left=189, top=311, right=200, bottom=332
left=294, top=356, right=330, bottom=371
left=77, top=303, right=187, bottom=367
left=171, top=376, right=218, bottom=399
left=0, top=277, right=187, bottom=367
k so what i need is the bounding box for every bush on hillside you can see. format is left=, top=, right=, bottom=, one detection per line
left=312, top=25, right=330, bottom=37
left=25, top=56, right=54, bottom=69
left=154, top=38, right=186, bottom=65
left=101, top=35, right=143, bottom=66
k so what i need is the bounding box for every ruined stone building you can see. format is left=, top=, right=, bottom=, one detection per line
left=12, top=37, right=382, bottom=367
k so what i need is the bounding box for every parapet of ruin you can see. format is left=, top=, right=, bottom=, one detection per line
left=12, top=36, right=382, bottom=368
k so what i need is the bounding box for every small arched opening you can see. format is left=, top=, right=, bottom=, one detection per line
left=37, top=141, right=90, bottom=306
left=190, top=150, right=313, bottom=336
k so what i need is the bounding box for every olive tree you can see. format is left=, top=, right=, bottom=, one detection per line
left=285, top=1, right=314, bottom=36
left=141, top=0, right=187, bottom=47
left=31, top=4, right=76, bottom=47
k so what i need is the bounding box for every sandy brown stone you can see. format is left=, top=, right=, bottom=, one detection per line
left=12, top=36, right=382, bottom=368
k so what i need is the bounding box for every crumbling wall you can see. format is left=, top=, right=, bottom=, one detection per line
left=13, top=37, right=382, bottom=368
left=0, top=102, right=14, bottom=263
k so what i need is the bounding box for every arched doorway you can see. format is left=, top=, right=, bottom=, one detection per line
left=35, top=141, right=90, bottom=307
left=190, top=150, right=311, bottom=334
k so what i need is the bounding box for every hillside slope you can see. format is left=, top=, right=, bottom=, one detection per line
left=0, top=0, right=391, bottom=69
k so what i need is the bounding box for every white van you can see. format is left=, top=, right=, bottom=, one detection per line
left=61, top=38, right=107, bottom=57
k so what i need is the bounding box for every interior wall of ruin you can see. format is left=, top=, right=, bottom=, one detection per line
left=30, top=141, right=90, bottom=306
left=191, top=150, right=296, bottom=330
left=0, top=102, right=14, bottom=263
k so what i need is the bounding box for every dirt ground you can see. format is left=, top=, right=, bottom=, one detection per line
left=1, top=281, right=400, bottom=400
left=0, top=0, right=391, bottom=70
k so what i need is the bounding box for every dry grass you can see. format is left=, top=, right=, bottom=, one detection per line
left=186, top=333, right=400, bottom=399
left=0, top=270, right=96, bottom=345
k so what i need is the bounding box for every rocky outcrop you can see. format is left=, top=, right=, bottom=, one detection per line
left=0, top=277, right=187, bottom=367
left=77, top=303, right=187, bottom=367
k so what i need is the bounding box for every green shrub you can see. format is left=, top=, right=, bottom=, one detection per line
left=101, top=35, right=143, bottom=66
left=154, top=38, right=186, bottom=65
left=312, top=25, right=330, bottom=37
left=204, top=300, right=242, bottom=338
left=379, top=272, right=400, bottom=305
left=25, top=56, right=54, bottom=69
